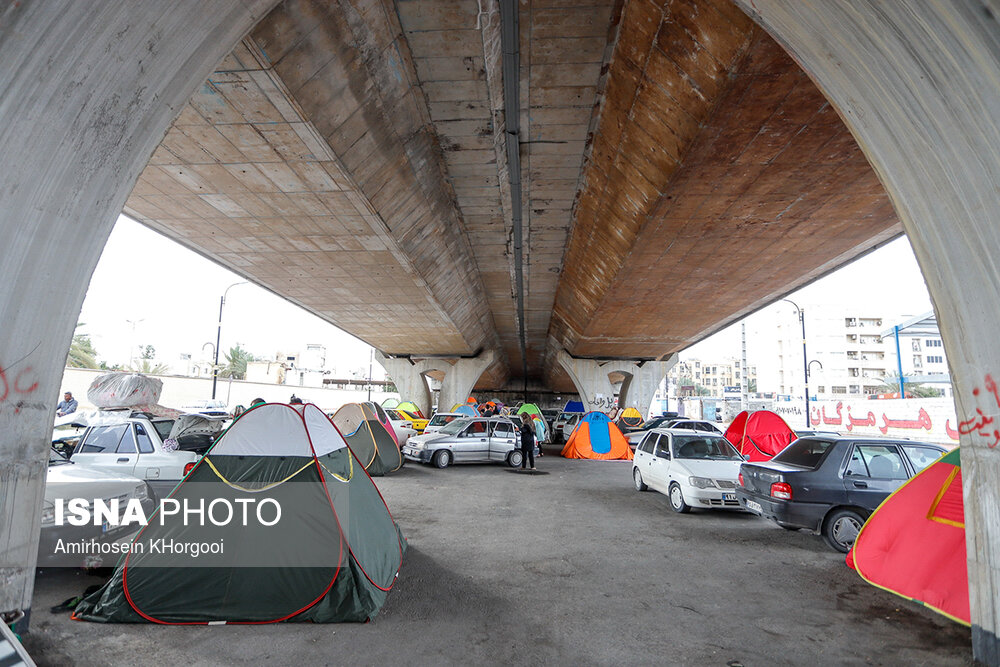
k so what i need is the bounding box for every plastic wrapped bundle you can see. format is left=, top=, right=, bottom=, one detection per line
left=87, top=372, right=162, bottom=408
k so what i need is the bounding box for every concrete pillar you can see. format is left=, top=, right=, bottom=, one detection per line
left=557, top=350, right=675, bottom=415
left=438, top=350, right=497, bottom=414
left=374, top=352, right=433, bottom=416
left=0, top=1, right=275, bottom=629
left=737, top=2, right=1000, bottom=661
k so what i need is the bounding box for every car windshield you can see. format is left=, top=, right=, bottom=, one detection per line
left=402, top=410, right=420, bottom=420
left=49, top=448, right=71, bottom=466
left=672, top=435, right=741, bottom=460
left=772, top=438, right=834, bottom=468
left=428, top=414, right=457, bottom=426
left=436, top=418, right=472, bottom=435
left=385, top=409, right=402, bottom=420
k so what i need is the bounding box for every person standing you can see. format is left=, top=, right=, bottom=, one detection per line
left=56, top=391, right=78, bottom=416
left=519, top=413, right=536, bottom=471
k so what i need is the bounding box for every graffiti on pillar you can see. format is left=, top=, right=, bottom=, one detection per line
left=957, top=373, right=1000, bottom=448
left=592, top=395, right=617, bottom=410
left=0, top=355, right=41, bottom=415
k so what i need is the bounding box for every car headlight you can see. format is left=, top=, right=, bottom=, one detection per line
left=688, top=476, right=716, bottom=489
left=41, top=501, right=55, bottom=525
left=133, top=483, right=149, bottom=501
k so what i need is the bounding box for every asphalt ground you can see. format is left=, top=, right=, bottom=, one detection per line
left=26, top=444, right=972, bottom=666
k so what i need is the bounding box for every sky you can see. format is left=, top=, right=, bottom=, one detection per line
left=78, top=215, right=382, bottom=379
left=78, top=215, right=934, bottom=384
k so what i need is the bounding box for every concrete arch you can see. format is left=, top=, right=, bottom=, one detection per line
left=737, top=2, right=1000, bottom=660
left=556, top=351, right=677, bottom=415
left=0, top=0, right=277, bottom=624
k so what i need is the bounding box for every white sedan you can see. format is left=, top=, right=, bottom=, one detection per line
left=631, top=429, right=744, bottom=512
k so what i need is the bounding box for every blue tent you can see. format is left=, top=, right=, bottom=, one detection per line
left=454, top=404, right=480, bottom=417
left=563, top=400, right=584, bottom=413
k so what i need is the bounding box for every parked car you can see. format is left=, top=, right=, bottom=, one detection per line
left=541, top=408, right=560, bottom=428
left=624, top=415, right=698, bottom=446
left=556, top=412, right=584, bottom=444
left=40, top=448, right=154, bottom=566
left=423, top=412, right=464, bottom=434
left=632, top=429, right=744, bottom=512
left=386, top=408, right=429, bottom=434
left=70, top=411, right=205, bottom=500
left=663, top=419, right=723, bottom=434
left=551, top=411, right=584, bottom=444
left=735, top=436, right=947, bottom=552
left=402, top=416, right=525, bottom=468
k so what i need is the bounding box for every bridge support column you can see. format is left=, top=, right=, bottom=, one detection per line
left=738, top=3, right=1000, bottom=662
left=557, top=351, right=676, bottom=415
left=0, top=1, right=272, bottom=630
left=374, top=353, right=433, bottom=416
left=438, top=350, right=496, bottom=413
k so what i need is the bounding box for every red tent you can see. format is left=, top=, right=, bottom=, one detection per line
left=847, top=448, right=968, bottom=626
left=723, top=410, right=796, bottom=462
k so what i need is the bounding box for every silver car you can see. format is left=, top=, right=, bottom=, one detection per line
left=402, top=417, right=524, bottom=469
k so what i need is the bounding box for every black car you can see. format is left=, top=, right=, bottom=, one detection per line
left=736, top=436, right=946, bottom=552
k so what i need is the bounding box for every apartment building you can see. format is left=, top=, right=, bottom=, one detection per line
left=669, top=358, right=757, bottom=398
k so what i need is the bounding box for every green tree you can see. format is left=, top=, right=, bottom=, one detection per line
left=220, top=345, right=256, bottom=380
left=66, top=324, right=100, bottom=368
left=747, top=378, right=758, bottom=393
left=129, top=358, right=170, bottom=375
left=877, top=373, right=941, bottom=398
left=677, top=376, right=712, bottom=397
left=140, top=344, right=156, bottom=360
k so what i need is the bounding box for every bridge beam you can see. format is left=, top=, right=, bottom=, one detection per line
left=556, top=351, right=675, bottom=415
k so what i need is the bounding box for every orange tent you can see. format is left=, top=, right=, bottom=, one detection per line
left=848, top=448, right=968, bottom=625
left=723, top=410, right=796, bottom=462
left=561, top=411, right=633, bottom=460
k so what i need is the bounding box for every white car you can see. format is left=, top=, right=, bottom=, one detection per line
left=40, top=448, right=153, bottom=565
left=387, top=419, right=416, bottom=447
left=631, top=428, right=744, bottom=513
left=552, top=411, right=584, bottom=444
left=70, top=410, right=203, bottom=500
left=423, top=412, right=464, bottom=434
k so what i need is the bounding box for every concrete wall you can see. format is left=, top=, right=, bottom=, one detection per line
left=0, top=0, right=276, bottom=625
left=737, top=1, right=1000, bottom=661
left=57, top=368, right=397, bottom=415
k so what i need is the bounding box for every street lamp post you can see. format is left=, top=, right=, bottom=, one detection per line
left=212, top=282, right=248, bottom=399
left=783, top=299, right=810, bottom=427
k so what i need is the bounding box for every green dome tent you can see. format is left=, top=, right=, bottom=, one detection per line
left=332, top=401, right=403, bottom=475
left=74, top=403, right=405, bottom=624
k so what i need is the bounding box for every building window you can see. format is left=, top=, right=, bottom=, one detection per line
left=927, top=339, right=942, bottom=348
left=913, top=356, right=923, bottom=368
left=817, top=386, right=825, bottom=393
left=912, top=340, right=921, bottom=351
left=832, top=386, right=847, bottom=394
left=849, top=385, right=860, bottom=394
left=928, top=355, right=943, bottom=364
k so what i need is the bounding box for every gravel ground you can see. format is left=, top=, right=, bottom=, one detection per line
left=25, top=445, right=972, bottom=666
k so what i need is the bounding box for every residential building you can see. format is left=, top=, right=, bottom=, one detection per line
left=668, top=358, right=757, bottom=398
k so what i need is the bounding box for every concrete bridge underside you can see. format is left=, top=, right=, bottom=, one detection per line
left=3, top=0, right=1000, bottom=661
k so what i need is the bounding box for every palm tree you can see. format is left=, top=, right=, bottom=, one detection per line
left=129, top=358, right=170, bottom=375
left=877, top=373, right=941, bottom=398
left=220, top=345, right=256, bottom=380
left=66, top=323, right=100, bottom=368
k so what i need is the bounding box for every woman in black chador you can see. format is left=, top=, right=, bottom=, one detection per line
left=519, top=413, right=536, bottom=471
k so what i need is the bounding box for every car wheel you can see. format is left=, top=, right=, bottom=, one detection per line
left=508, top=450, right=523, bottom=468
left=633, top=468, right=647, bottom=492
left=432, top=450, right=451, bottom=469
left=668, top=483, right=690, bottom=513
left=823, top=508, right=865, bottom=553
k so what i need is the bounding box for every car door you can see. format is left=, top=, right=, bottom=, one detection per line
left=456, top=419, right=490, bottom=462
left=489, top=420, right=517, bottom=461
left=843, top=443, right=910, bottom=510
left=634, top=431, right=656, bottom=472
left=647, top=435, right=674, bottom=492
left=73, top=423, right=140, bottom=478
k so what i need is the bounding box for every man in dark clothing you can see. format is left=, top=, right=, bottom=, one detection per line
left=519, top=414, right=536, bottom=471
left=56, top=391, right=78, bottom=416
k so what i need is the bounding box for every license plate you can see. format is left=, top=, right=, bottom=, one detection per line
left=745, top=499, right=763, bottom=514
left=723, top=493, right=736, bottom=502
